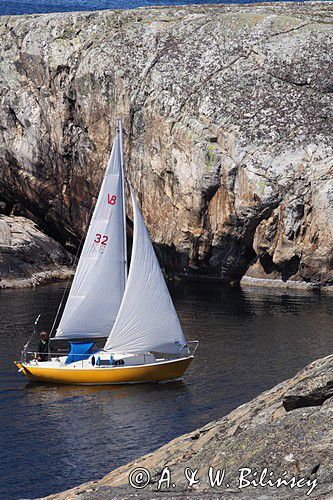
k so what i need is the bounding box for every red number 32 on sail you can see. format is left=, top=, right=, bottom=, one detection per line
left=94, top=234, right=109, bottom=246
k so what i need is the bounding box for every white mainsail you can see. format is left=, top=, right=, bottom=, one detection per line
left=56, top=123, right=127, bottom=339
left=104, top=186, right=187, bottom=355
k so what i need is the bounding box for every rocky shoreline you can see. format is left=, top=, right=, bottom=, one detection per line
left=45, top=353, right=333, bottom=499
left=0, top=269, right=73, bottom=289
left=0, top=2, right=332, bottom=288
left=0, top=215, right=74, bottom=288
left=241, top=276, right=333, bottom=294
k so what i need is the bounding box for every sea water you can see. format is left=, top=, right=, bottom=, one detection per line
left=1, top=0, right=308, bottom=16
left=1, top=282, right=332, bottom=499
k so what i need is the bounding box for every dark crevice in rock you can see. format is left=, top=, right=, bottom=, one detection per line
left=310, top=464, right=320, bottom=476
left=266, top=22, right=313, bottom=40
left=283, top=381, right=333, bottom=412
left=259, top=251, right=276, bottom=275
left=0, top=199, right=14, bottom=215
left=254, top=251, right=301, bottom=282
left=280, top=255, right=301, bottom=281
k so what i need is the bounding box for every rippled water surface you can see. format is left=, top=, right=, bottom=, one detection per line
left=1, top=0, right=307, bottom=16
left=1, top=282, right=332, bottom=499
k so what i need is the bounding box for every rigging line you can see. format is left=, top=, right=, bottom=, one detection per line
left=22, top=314, right=41, bottom=356
left=11, top=123, right=77, bottom=339
left=45, top=130, right=77, bottom=335
left=42, top=123, right=93, bottom=338
left=49, top=120, right=120, bottom=339
left=49, top=198, right=97, bottom=339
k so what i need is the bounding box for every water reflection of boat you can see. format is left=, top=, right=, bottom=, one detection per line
left=15, top=119, right=197, bottom=385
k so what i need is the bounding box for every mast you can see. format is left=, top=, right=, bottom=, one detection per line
left=118, top=118, right=128, bottom=285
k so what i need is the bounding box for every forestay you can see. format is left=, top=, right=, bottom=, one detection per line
left=56, top=128, right=126, bottom=339
left=104, top=186, right=187, bottom=355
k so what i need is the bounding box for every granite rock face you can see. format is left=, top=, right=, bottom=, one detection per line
left=0, top=2, right=332, bottom=285
left=47, top=354, right=333, bottom=499
left=0, top=215, right=73, bottom=287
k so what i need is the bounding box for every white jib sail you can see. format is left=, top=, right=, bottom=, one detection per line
left=104, top=186, right=187, bottom=355
left=56, top=127, right=126, bottom=339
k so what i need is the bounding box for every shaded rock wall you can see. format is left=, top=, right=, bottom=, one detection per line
left=0, top=2, right=332, bottom=285
left=47, top=354, right=333, bottom=499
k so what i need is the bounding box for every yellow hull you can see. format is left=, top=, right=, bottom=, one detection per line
left=14, top=357, right=193, bottom=385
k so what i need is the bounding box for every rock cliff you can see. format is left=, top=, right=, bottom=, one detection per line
left=47, top=354, right=333, bottom=499
left=0, top=2, right=332, bottom=286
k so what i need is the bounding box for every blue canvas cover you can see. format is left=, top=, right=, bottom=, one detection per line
left=65, top=342, right=94, bottom=364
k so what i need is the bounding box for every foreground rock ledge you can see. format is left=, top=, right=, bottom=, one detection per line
left=46, top=354, right=333, bottom=499
left=0, top=2, right=332, bottom=287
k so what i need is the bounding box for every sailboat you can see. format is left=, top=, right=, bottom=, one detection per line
left=14, top=119, right=197, bottom=385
